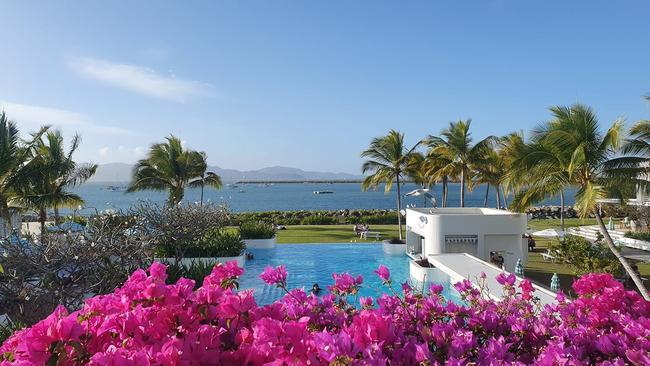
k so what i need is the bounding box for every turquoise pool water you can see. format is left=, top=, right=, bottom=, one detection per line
left=240, top=243, right=461, bottom=304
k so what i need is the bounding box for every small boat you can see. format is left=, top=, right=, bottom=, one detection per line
left=105, top=185, right=127, bottom=192
left=313, top=191, right=334, bottom=194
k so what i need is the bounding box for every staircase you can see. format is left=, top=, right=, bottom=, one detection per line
left=567, top=225, right=650, bottom=251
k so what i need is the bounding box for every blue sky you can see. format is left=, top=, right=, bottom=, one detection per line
left=1, top=1, right=649, bottom=174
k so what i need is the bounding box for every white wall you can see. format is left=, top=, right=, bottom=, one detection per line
left=406, top=208, right=527, bottom=268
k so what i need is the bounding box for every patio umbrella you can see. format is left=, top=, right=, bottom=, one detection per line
left=405, top=189, right=438, bottom=208
left=531, top=228, right=565, bottom=238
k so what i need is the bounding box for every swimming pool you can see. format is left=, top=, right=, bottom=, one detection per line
left=239, top=243, right=461, bottom=304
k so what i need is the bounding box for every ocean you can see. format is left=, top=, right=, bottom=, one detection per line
left=65, top=182, right=576, bottom=215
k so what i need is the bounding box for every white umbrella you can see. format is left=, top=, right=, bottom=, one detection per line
left=405, top=189, right=438, bottom=207
left=531, top=228, right=565, bottom=238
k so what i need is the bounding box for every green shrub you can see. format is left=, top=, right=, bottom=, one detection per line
left=157, top=229, right=246, bottom=258
left=624, top=231, right=650, bottom=242
left=359, top=213, right=398, bottom=225
left=300, top=216, right=337, bottom=225
left=165, top=261, right=215, bottom=288
left=239, top=221, right=276, bottom=239
left=549, top=235, right=622, bottom=276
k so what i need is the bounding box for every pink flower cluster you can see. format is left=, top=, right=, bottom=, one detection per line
left=2, top=262, right=649, bottom=365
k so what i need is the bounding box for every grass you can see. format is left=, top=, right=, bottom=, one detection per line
left=526, top=218, right=649, bottom=293
left=276, top=224, right=399, bottom=244
left=273, top=218, right=650, bottom=294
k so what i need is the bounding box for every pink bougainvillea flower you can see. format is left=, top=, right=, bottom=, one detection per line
left=374, top=265, right=390, bottom=282
left=259, top=265, right=287, bottom=286
left=496, top=272, right=516, bottom=286
left=429, top=283, right=444, bottom=295
left=2, top=263, right=649, bottom=365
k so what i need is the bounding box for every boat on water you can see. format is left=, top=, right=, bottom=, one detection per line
left=313, top=191, right=334, bottom=194
left=105, top=185, right=127, bottom=192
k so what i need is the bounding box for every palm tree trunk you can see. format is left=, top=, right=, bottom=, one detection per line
left=39, top=207, right=46, bottom=241
left=502, top=187, right=509, bottom=208
left=442, top=176, right=448, bottom=207
left=483, top=184, right=490, bottom=207
left=54, top=206, right=60, bottom=225
left=560, top=190, right=564, bottom=231
left=396, top=174, right=403, bottom=240
left=595, top=211, right=650, bottom=300
left=497, top=184, right=502, bottom=209
left=200, top=183, right=204, bottom=207
left=460, top=169, right=465, bottom=207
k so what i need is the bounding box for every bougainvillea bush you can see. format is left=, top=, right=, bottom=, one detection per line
left=1, top=262, right=649, bottom=365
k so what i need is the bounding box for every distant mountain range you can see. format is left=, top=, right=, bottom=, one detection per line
left=87, top=163, right=363, bottom=183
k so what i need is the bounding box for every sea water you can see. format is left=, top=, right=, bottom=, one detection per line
left=68, top=182, right=575, bottom=214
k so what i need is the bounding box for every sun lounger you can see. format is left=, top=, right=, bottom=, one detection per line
left=541, top=250, right=556, bottom=262
left=361, top=231, right=382, bottom=240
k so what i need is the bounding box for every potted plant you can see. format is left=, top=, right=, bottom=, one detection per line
left=382, top=237, right=406, bottom=255
left=157, top=229, right=247, bottom=267
left=239, top=220, right=277, bottom=249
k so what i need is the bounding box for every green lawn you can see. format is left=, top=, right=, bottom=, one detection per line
left=526, top=218, right=649, bottom=293
left=276, top=224, right=399, bottom=244
left=273, top=219, right=650, bottom=294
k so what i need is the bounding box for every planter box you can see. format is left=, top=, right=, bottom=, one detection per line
left=409, top=259, right=448, bottom=283
left=158, top=254, right=245, bottom=268
left=382, top=239, right=406, bottom=255
left=244, top=236, right=276, bottom=249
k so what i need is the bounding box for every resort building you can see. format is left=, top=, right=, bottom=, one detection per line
left=405, top=207, right=528, bottom=271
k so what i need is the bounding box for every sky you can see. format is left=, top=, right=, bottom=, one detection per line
left=1, top=1, right=649, bottom=174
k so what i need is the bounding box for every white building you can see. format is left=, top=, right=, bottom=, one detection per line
left=405, top=207, right=527, bottom=271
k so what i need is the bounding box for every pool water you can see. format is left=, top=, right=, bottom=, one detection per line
left=239, top=243, right=461, bottom=305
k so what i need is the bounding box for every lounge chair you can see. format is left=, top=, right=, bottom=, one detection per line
left=541, top=250, right=556, bottom=262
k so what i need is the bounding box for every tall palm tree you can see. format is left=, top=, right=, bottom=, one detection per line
left=511, top=139, right=571, bottom=230
left=474, top=149, right=505, bottom=208
left=361, top=130, right=421, bottom=240
left=498, top=132, right=527, bottom=210
left=0, top=112, right=24, bottom=232
left=426, top=120, right=494, bottom=207
left=188, top=151, right=222, bottom=206
left=405, top=152, right=435, bottom=207
left=17, top=131, right=96, bottom=232
left=0, top=112, right=48, bottom=234
left=423, top=150, right=455, bottom=207
left=514, top=104, right=649, bottom=300
left=128, top=136, right=222, bottom=205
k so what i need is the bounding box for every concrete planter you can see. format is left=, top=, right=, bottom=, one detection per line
left=409, top=259, right=447, bottom=283
left=158, top=254, right=245, bottom=268
left=382, top=239, right=406, bottom=255
left=244, top=236, right=276, bottom=249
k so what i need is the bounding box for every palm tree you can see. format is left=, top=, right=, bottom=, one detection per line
left=0, top=112, right=47, bottom=234
left=188, top=151, right=222, bottom=206
left=361, top=130, right=421, bottom=240
left=405, top=152, right=435, bottom=207
left=511, top=139, right=571, bottom=230
left=498, top=132, right=527, bottom=210
left=514, top=104, right=649, bottom=300
left=423, top=150, right=455, bottom=207
left=128, top=136, right=222, bottom=205
left=17, top=131, right=96, bottom=233
left=426, top=120, right=494, bottom=207
left=474, top=149, right=505, bottom=208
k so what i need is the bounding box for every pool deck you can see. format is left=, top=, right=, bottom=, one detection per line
left=427, top=253, right=559, bottom=306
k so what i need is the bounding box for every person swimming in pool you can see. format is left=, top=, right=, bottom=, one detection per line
left=312, top=283, right=322, bottom=295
